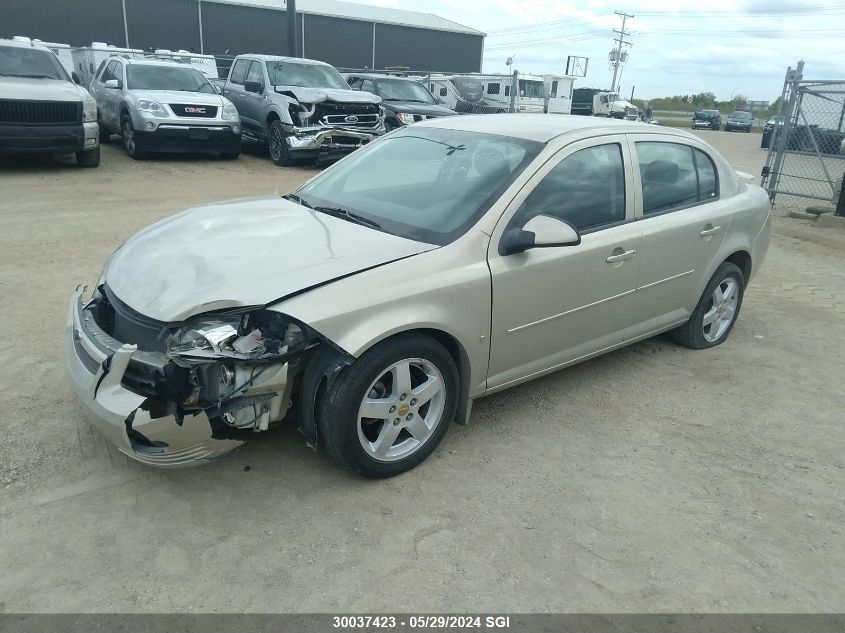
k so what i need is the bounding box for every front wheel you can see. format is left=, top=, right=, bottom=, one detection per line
left=670, top=262, right=745, bottom=349
left=121, top=116, right=146, bottom=160
left=268, top=120, right=294, bottom=166
left=319, top=333, right=459, bottom=478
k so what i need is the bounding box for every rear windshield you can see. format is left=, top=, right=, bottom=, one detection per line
left=0, top=45, right=68, bottom=81
left=127, top=65, right=214, bottom=93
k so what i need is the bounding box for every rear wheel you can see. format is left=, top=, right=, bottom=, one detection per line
left=319, top=333, right=459, bottom=478
left=75, top=146, right=100, bottom=168
left=268, top=120, right=294, bottom=166
left=670, top=262, right=745, bottom=349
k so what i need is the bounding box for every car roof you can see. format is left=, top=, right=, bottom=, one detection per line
left=415, top=114, right=704, bottom=143
left=240, top=54, right=332, bottom=67
left=343, top=73, right=421, bottom=82
left=109, top=56, right=201, bottom=69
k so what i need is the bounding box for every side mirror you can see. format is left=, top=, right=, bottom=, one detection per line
left=499, top=215, right=580, bottom=256
left=104, top=79, right=121, bottom=89
left=72, top=71, right=81, bottom=85
left=244, top=80, right=264, bottom=94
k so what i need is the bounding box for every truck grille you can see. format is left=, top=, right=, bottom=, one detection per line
left=0, top=99, right=81, bottom=125
left=169, top=104, right=218, bottom=118
left=315, top=102, right=380, bottom=128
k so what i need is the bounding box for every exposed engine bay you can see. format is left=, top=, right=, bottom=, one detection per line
left=86, top=284, right=325, bottom=442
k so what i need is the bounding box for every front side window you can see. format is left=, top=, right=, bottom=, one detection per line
left=636, top=142, right=719, bottom=215
left=245, top=61, right=264, bottom=85
left=229, top=59, right=249, bottom=85
left=127, top=65, right=214, bottom=93
left=100, top=61, right=117, bottom=83
left=0, top=45, right=68, bottom=81
left=296, top=128, right=542, bottom=245
left=266, top=61, right=348, bottom=89
left=512, top=143, right=626, bottom=233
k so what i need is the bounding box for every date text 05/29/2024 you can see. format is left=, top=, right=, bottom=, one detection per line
left=332, top=615, right=512, bottom=629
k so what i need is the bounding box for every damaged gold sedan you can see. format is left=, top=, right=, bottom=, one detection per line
left=65, top=115, right=771, bottom=477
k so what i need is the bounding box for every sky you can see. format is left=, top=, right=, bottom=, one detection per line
left=365, top=0, right=845, bottom=102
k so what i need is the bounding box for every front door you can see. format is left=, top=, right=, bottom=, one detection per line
left=487, top=137, right=642, bottom=391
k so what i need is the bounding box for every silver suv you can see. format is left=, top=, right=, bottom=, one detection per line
left=90, top=56, right=241, bottom=159
left=0, top=38, right=100, bottom=167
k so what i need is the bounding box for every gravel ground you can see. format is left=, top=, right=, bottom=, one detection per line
left=0, top=130, right=843, bottom=613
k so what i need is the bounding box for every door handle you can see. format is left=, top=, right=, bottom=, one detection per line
left=606, top=249, right=637, bottom=263
left=700, top=225, right=722, bottom=237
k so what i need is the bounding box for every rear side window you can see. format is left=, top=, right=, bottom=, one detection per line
left=514, top=143, right=626, bottom=233
left=229, top=59, right=249, bottom=85
left=636, top=142, right=718, bottom=215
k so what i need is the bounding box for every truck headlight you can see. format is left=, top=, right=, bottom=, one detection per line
left=137, top=100, right=169, bottom=117
left=82, top=98, right=97, bottom=123
left=221, top=102, right=239, bottom=121
left=395, top=112, right=415, bottom=125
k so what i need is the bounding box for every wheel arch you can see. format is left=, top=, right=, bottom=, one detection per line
left=724, top=249, right=752, bottom=284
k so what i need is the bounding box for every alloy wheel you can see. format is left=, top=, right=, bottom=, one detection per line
left=702, top=277, right=739, bottom=342
left=269, top=126, right=283, bottom=161
left=356, top=358, right=446, bottom=462
left=123, top=121, right=135, bottom=155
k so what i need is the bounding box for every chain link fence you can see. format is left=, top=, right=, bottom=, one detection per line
left=761, top=62, right=845, bottom=217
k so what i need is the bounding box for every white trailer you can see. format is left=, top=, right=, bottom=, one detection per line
left=424, top=73, right=546, bottom=113
left=71, top=42, right=144, bottom=88
left=152, top=49, right=219, bottom=79
left=543, top=74, right=575, bottom=114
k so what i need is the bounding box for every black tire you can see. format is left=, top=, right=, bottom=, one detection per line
left=268, top=120, right=294, bottom=166
left=121, top=115, right=147, bottom=160
left=670, top=262, right=745, bottom=350
left=98, top=125, right=110, bottom=144
left=75, top=146, right=100, bottom=168
left=319, top=333, right=459, bottom=478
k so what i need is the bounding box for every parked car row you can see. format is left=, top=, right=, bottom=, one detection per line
left=691, top=109, right=756, bottom=133
left=1, top=38, right=459, bottom=168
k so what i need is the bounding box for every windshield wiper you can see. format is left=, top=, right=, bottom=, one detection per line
left=282, top=193, right=313, bottom=208
left=314, top=206, right=382, bottom=230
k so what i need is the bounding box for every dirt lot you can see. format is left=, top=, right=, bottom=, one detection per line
left=0, top=131, right=843, bottom=613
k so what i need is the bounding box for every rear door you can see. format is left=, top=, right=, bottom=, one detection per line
left=626, top=134, right=734, bottom=330
left=487, top=136, right=642, bottom=390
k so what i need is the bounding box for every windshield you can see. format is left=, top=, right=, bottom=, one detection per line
left=518, top=79, right=544, bottom=99
left=127, top=65, right=214, bottom=93
left=0, top=45, right=68, bottom=80
left=731, top=111, right=752, bottom=120
left=266, top=61, right=349, bottom=89
left=295, top=128, right=543, bottom=245
left=373, top=78, right=435, bottom=103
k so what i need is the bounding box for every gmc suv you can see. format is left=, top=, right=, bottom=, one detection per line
left=216, top=55, right=384, bottom=166
left=0, top=38, right=100, bottom=167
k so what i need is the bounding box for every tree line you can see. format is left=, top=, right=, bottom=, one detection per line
left=632, top=92, right=783, bottom=117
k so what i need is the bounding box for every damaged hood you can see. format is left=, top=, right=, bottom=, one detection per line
left=275, top=85, right=381, bottom=105
left=104, top=197, right=436, bottom=322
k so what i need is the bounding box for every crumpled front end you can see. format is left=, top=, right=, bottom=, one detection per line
left=64, top=284, right=322, bottom=468
left=283, top=98, right=386, bottom=158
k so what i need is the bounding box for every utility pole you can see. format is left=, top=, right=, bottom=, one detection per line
left=609, top=11, right=633, bottom=94
left=286, top=0, right=298, bottom=57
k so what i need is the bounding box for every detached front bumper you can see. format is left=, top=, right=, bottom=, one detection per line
left=286, top=124, right=383, bottom=155
left=63, top=285, right=243, bottom=468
